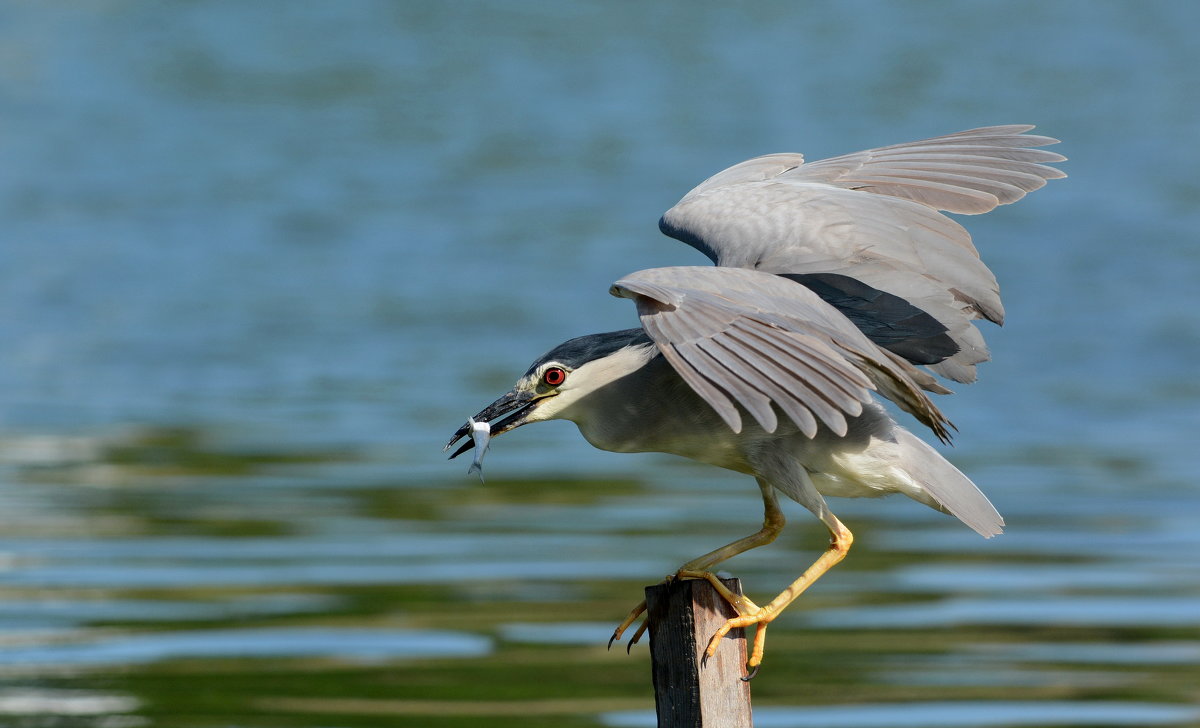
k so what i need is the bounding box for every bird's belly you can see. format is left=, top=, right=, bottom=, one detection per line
left=809, top=468, right=894, bottom=499
left=576, top=420, right=753, bottom=473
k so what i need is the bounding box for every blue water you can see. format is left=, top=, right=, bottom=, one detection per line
left=1, top=2, right=1198, bottom=726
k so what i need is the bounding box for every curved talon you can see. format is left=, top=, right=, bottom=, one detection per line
left=705, top=614, right=771, bottom=663
left=741, top=665, right=760, bottom=681
left=704, top=622, right=734, bottom=657
left=627, top=620, right=648, bottom=653
left=609, top=598, right=648, bottom=651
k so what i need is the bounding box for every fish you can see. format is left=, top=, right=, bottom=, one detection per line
left=466, top=417, right=491, bottom=482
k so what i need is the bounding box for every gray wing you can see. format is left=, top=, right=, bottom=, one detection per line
left=659, top=125, right=1066, bottom=383
left=610, top=267, right=953, bottom=442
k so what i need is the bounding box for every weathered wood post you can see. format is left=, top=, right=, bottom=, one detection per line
left=644, top=577, right=754, bottom=727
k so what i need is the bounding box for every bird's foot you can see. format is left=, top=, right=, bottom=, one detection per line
left=674, top=569, right=760, bottom=614
left=608, top=599, right=650, bottom=653
left=607, top=570, right=708, bottom=652
left=609, top=570, right=771, bottom=676
left=706, top=607, right=775, bottom=678
left=675, top=569, right=772, bottom=678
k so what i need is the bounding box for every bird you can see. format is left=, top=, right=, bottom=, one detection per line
left=444, top=125, right=1066, bottom=676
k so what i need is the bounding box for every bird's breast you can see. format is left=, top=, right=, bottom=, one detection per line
left=566, top=356, right=756, bottom=473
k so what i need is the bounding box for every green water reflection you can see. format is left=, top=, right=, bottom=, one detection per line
left=1, top=427, right=1197, bottom=727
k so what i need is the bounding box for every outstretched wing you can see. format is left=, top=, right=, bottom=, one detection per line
left=610, top=267, right=953, bottom=443
left=659, top=125, right=1066, bottom=383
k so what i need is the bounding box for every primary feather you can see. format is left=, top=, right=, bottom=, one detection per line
left=658, top=125, right=1066, bottom=383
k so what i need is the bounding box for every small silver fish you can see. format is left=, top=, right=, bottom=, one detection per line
left=466, top=417, right=491, bottom=482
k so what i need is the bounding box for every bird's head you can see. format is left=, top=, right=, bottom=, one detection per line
left=444, top=328, right=655, bottom=459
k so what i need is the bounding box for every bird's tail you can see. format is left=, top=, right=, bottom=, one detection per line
left=892, top=428, right=1004, bottom=538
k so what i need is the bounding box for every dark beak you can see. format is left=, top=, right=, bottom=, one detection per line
left=443, top=389, right=537, bottom=460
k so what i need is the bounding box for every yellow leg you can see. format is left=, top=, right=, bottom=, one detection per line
left=609, top=480, right=784, bottom=651
left=678, top=480, right=785, bottom=573
left=700, top=516, right=854, bottom=669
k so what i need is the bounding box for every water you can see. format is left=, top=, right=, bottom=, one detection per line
left=1, top=1, right=1198, bottom=726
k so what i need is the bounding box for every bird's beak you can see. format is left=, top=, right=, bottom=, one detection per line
left=443, top=389, right=537, bottom=459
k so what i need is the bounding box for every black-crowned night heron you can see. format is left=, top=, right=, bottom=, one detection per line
left=445, top=125, right=1065, bottom=675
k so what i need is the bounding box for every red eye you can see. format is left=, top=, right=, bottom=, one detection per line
left=543, top=367, right=566, bottom=386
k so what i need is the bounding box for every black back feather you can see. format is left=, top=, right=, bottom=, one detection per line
left=780, top=273, right=960, bottom=365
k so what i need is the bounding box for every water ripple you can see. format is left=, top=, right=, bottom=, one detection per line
left=604, top=701, right=1200, bottom=728
left=0, top=627, right=492, bottom=667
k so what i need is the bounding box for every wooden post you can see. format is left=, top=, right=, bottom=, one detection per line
left=645, top=577, right=753, bottom=728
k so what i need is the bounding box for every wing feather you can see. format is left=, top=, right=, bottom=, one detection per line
left=709, top=334, right=821, bottom=437
left=721, top=327, right=855, bottom=435
left=652, top=339, right=742, bottom=432
left=837, top=173, right=1005, bottom=212
left=659, top=125, right=1065, bottom=383
left=682, top=340, right=778, bottom=432
left=734, top=322, right=871, bottom=412
left=612, top=267, right=952, bottom=440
